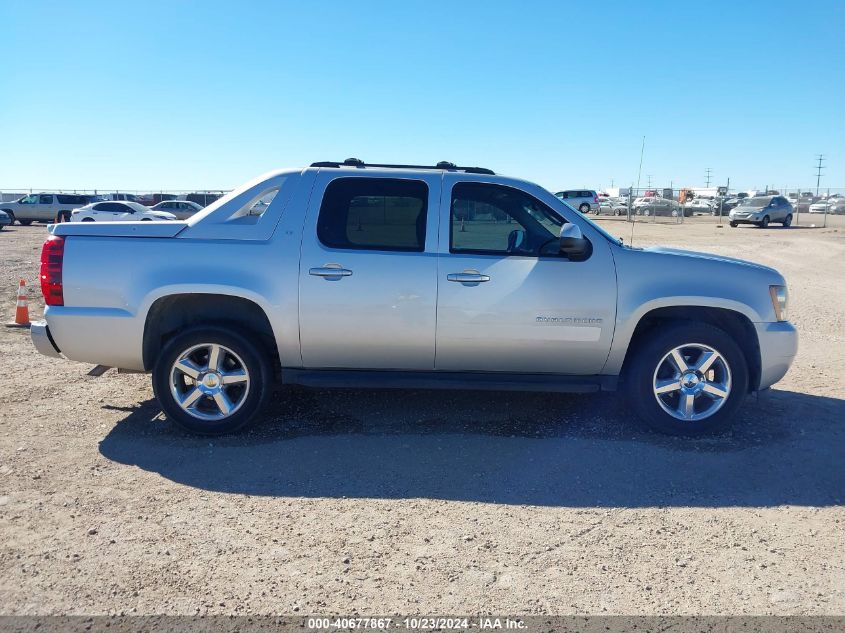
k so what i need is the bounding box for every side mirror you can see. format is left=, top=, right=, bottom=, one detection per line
left=559, top=222, right=589, bottom=257
left=507, top=229, right=526, bottom=252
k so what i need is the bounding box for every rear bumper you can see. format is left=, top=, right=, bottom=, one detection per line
left=755, top=321, right=798, bottom=390
left=30, top=320, right=62, bottom=358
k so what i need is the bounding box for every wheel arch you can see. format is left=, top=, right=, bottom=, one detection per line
left=142, top=293, right=280, bottom=377
left=617, top=305, right=762, bottom=392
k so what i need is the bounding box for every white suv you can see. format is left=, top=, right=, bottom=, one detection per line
left=554, top=190, right=599, bottom=213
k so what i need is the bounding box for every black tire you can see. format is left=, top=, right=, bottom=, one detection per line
left=141, top=218, right=152, bottom=221
left=81, top=217, right=95, bottom=222
left=729, top=221, right=738, bottom=228
left=55, top=210, right=72, bottom=223
left=152, top=326, right=272, bottom=435
left=624, top=322, right=748, bottom=436
left=1, top=210, right=13, bottom=224
left=579, top=203, right=590, bottom=213
left=759, top=215, right=770, bottom=228
left=19, top=219, right=33, bottom=226
left=783, top=214, right=792, bottom=227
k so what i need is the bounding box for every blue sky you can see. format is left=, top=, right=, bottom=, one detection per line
left=1, top=1, right=843, bottom=192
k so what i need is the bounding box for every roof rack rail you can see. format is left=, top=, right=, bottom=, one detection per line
left=310, top=158, right=495, bottom=175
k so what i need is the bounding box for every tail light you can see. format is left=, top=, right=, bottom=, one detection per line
left=593, top=194, right=599, bottom=204
left=40, top=235, right=65, bottom=306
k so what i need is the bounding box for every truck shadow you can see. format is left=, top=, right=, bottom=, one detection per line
left=98, top=388, right=845, bottom=507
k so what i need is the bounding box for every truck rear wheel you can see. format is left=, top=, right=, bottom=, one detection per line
left=625, top=322, right=748, bottom=436
left=152, top=326, right=272, bottom=435
left=19, top=219, right=33, bottom=226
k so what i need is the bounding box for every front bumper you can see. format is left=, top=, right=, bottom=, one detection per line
left=754, top=321, right=798, bottom=390
left=30, top=320, right=62, bottom=358
left=729, top=214, right=763, bottom=224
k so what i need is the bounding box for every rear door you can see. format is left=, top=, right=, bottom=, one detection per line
left=37, top=194, right=55, bottom=220
left=298, top=171, right=441, bottom=369
left=434, top=176, right=617, bottom=374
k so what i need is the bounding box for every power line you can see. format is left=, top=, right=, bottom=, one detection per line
left=815, top=154, right=825, bottom=196
left=705, top=168, right=713, bottom=188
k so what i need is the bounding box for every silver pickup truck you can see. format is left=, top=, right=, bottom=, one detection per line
left=31, top=160, right=797, bottom=436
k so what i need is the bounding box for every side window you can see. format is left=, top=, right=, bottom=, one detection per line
left=450, top=183, right=563, bottom=257
left=92, top=203, right=106, bottom=211
left=20, top=195, right=37, bottom=204
left=317, top=178, right=428, bottom=252
left=40, top=195, right=54, bottom=204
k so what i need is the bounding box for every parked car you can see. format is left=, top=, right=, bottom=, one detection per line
left=793, top=195, right=819, bottom=213
left=722, top=197, right=745, bottom=211
left=633, top=197, right=682, bottom=216
left=0, top=209, right=11, bottom=230
left=70, top=201, right=177, bottom=222
left=808, top=199, right=845, bottom=215
left=683, top=199, right=715, bottom=216
left=30, top=160, right=797, bottom=438
left=554, top=189, right=599, bottom=214
left=611, top=198, right=630, bottom=215
left=595, top=198, right=614, bottom=215
left=98, top=193, right=142, bottom=203
left=729, top=196, right=793, bottom=228
left=0, top=193, right=92, bottom=224
left=150, top=200, right=203, bottom=220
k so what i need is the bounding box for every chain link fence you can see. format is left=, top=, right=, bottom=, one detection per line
left=583, top=187, right=845, bottom=228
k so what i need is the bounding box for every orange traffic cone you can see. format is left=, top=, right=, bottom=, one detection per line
left=6, top=279, right=31, bottom=328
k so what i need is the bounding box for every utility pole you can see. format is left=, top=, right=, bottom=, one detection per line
left=815, top=154, right=825, bottom=196
left=705, top=168, right=713, bottom=188
left=647, top=175, right=653, bottom=189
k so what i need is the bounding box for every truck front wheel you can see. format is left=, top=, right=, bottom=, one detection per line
left=152, top=326, right=272, bottom=435
left=625, top=322, right=748, bottom=436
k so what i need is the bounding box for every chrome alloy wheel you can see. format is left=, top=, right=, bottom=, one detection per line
left=169, top=343, right=250, bottom=421
left=652, top=343, right=732, bottom=421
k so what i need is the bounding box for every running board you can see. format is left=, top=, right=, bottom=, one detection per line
left=281, top=369, right=618, bottom=393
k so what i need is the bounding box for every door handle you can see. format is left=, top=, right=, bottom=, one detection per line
left=309, top=265, right=353, bottom=279
left=447, top=272, right=490, bottom=283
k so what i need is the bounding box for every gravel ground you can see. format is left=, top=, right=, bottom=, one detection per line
left=0, top=220, right=843, bottom=616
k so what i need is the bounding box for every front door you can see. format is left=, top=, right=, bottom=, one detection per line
left=298, top=172, right=441, bottom=369
left=435, top=177, right=617, bottom=375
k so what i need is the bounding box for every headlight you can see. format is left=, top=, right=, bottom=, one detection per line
left=769, top=285, right=788, bottom=321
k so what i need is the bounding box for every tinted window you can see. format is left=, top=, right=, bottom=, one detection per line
left=95, top=202, right=125, bottom=212
left=317, top=178, right=427, bottom=252
left=57, top=195, right=84, bottom=204
left=450, top=183, right=563, bottom=257
left=39, top=195, right=54, bottom=204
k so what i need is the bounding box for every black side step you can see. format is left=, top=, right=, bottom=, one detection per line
left=281, top=369, right=617, bottom=393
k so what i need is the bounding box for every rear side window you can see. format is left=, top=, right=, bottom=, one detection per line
left=317, top=178, right=428, bottom=252
left=94, top=202, right=124, bottom=212
left=57, top=194, right=83, bottom=204
left=39, top=195, right=54, bottom=204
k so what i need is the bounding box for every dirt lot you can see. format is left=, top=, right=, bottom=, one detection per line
left=0, top=220, right=843, bottom=616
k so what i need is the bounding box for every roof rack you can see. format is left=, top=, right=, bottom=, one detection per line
left=310, top=158, right=495, bottom=175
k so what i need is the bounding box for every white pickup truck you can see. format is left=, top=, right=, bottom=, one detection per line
left=31, top=160, right=798, bottom=436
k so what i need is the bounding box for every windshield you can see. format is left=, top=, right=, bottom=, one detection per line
left=743, top=197, right=772, bottom=208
